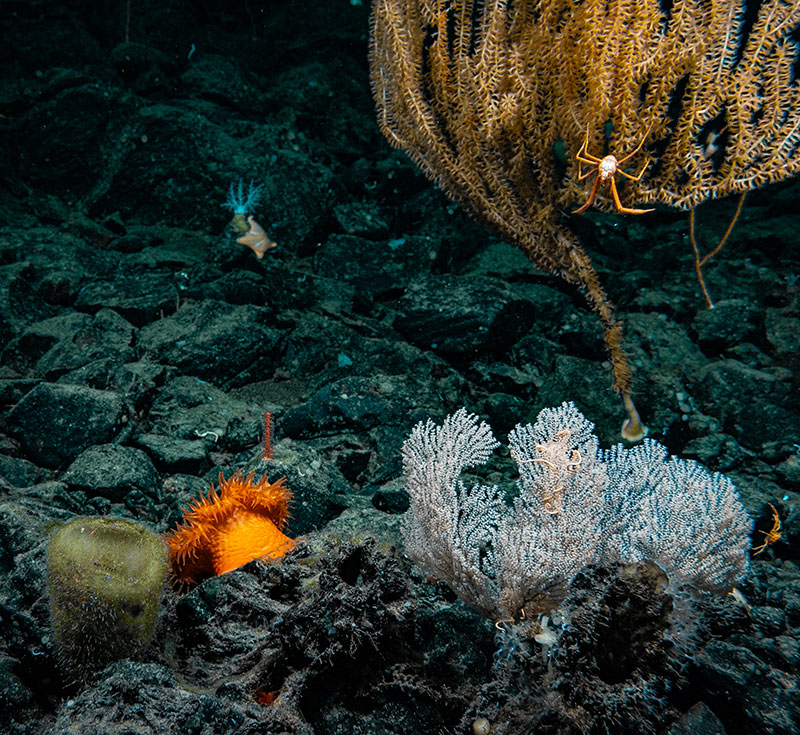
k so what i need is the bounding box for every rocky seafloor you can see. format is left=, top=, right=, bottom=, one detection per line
left=0, top=1, right=798, bottom=734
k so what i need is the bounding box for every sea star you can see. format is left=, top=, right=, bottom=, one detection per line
left=237, top=216, right=277, bottom=259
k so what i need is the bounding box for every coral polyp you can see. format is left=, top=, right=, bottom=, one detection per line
left=166, top=471, right=294, bottom=585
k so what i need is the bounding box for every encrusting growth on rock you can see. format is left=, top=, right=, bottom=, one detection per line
left=166, top=470, right=294, bottom=585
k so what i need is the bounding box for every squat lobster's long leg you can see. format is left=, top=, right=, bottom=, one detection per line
left=608, top=177, right=653, bottom=215
left=574, top=176, right=601, bottom=214
left=610, top=141, right=654, bottom=214
left=573, top=130, right=603, bottom=214
left=615, top=121, right=653, bottom=165
left=616, top=160, right=651, bottom=183
left=575, top=128, right=602, bottom=174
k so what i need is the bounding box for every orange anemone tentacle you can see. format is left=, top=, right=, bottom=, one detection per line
left=166, top=470, right=295, bottom=586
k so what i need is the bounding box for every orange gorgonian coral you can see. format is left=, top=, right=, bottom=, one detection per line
left=166, top=470, right=295, bottom=585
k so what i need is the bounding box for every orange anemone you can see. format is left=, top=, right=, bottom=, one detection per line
left=166, top=470, right=294, bottom=585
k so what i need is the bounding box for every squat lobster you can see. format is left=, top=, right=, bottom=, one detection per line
left=752, top=502, right=782, bottom=556
left=573, top=122, right=655, bottom=215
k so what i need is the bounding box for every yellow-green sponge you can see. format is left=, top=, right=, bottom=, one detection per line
left=47, top=517, right=167, bottom=680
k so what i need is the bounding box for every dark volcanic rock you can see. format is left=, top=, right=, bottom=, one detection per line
left=6, top=383, right=128, bottom=468
left=137, top=300, right=283, bottom=388
left=392, top=274, right=537, bottom=357
left=62, top=444, right=160, bottom=503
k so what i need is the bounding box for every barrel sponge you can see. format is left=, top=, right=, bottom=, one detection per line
left=47, top=517, right=167, bottom=680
